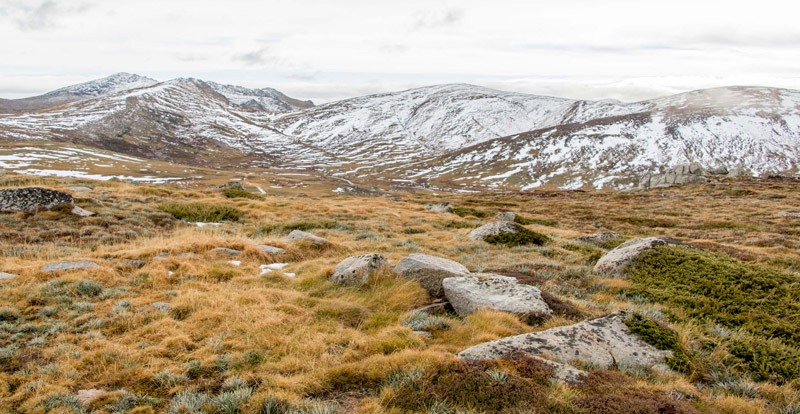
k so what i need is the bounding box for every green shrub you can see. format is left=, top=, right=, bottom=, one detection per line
left=159, top=202, right=241, bottom=222
left=257, top=217, right=337, bottom=235
left=615, top=216, right=677, bottom=228
left=451, top=207, right=493, bottom=218
left=222, top=186, right=264, bottom=200
left=623, top=313, right=691, bottom=373
left=484, top=228, right=549, bottom=247
left=628, top=246, right=800, bottom=383
left=515, top=216, right=558, bottom=227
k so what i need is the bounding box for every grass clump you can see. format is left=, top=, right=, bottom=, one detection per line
left=628, top=245, right=800, bottom=383
left=616, top=216, right=677, bottom=228
left=515, top=216, right=558, bottom=227
left=484, top=228, right=550, bottom=247
left=256, top=217, right=337, bottom=235
left=222, top=186, right=264, bottom=200
left=451, top=207, right=493, bottom=218
left=623, top=313, right=691, bottom=373
left=159, top=201, right=241, bottom=222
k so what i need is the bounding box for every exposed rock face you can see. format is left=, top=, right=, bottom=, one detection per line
left=211, top=247, right=242, bottom=256
left=576, top=231, right=622, bottom=245
left=424, top=202, right=452, bottom=213
left=458, top=311, right=672, bottom=371
left=256, top=245, right=286, bottom=255
left=41, top=261, right=99, bottom=272
left=330, top=253, right=390, bottom=285
left=443, top=274, right=552, bottom=318
left=394, top=253, right=470, bottom=297
left=496, top=212, right=517, bottom=221
left=286, top=230, right=329, bottom=245
left=0, top=187, right=74, bottom=213
left=638, top=162, right=709, bottom=188
left=468, top=221, right=524, bottom=242
left=593, top=237, right=686, bottom=276
left=0, top=272, right=19, bottom=280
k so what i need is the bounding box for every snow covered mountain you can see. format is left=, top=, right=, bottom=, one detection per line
left=0, top=73, right=157, bottom=114
left=0, top=75, right=798, bottom=190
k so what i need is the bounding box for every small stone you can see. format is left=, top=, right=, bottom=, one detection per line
left=151, top=302, right=172, bottom=311
left=211, top=247, right=242, bottom=256
left=286, top=230, right=329, bottom=245
left=70, top=206, right=95, bottom=217
left=41, top=261, right=99, bottom=272
left=330, top=253, right=390, bottom=285
left=256, top=245, right=286, bottom=255
left=496, top=212, right=517, bottom=221
left=64, top=186, right=93, bottom=192
left=0, top=272, right=19, bottom=280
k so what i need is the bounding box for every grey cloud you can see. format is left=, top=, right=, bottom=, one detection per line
left=0, top=0, right=92, bottom=31
left=234, top=48, right=279, bottom=67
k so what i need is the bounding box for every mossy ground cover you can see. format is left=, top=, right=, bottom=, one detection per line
left=628, top=245, right=800, bottom=383
left=484, top=228, right=550, bottom=247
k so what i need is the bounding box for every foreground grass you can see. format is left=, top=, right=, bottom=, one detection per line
left=0, top=174, right=798, bottom=413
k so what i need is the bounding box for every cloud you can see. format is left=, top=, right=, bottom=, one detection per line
left=0, top=0, right=92, bottom=31
left=412, top=7, right=463, bottom=30
left=233, top=48, right=279, bottom=66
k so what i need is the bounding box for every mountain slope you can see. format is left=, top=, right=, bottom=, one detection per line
left=0, top=73, right=158, bottom=114
left=206, top=81, right=314, bottom=112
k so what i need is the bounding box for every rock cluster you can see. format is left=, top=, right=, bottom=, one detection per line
left=638, top=162, right=708, bottom=188
left=394, top=253, right=470, bottom=297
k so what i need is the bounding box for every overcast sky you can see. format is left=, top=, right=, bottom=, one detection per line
left=1, top=0, right=799, bottom=103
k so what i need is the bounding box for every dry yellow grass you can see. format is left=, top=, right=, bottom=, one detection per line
left=0, top=172, right=799, bottom=413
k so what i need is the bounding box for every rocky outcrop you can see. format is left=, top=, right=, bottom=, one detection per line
left=468, top=221, right=524, bottom=242
left=443, top=274, right=551, bottom=319
left=0, top=187, right=95, bottom=216
left=496, top=212, right=517, bottom=221
left=424, top=202, right=452, bottom=213
left=256, top=245, right=286, bottom=255
left=638, top=162, right=708, bottom=188
left=394, top=253, right=470, bottom=297
left=286, top=230, right=329, bottom=245
left=458, top=311, right=672, bottom=371
left=576, top=231, right=622, bottom=245
left=41, top=261, right=99, bottom=272
left=593, top=237, right=686, bottom=276
left=330, top=253, right=390, bottom=285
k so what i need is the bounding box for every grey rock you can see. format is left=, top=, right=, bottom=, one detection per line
left=64, top=186, right=92, bottom=192
left=330, top=253, right=390, bottom=285
left=41, top=261, right=99, bottom=272
left=443, top=274, right=552, bottom=318
left=394, top=253, right=470, bottom=297
left=496, top=212, right=517, bottom=221
left=70, top=206, right=95, bottom=217
left=576, top=231, right=622, bottom=245
left=256, top=245, right=286, bottom=255
left=154, top=252, right=170, bottom=259
left=707, top=166, right=729, bottom=175
left=0, top=272, right=19, bottom=280
left=638, top=162, right=709, bottom=189
left=212, top=181, right=244, bottom=190
left=0, top=187, right=74, bottom=213
left=151, top=302, right=172, bottom=311
left=211, top=247, right=242, bottom=256
left=458, top=311, right=672, bottom=372
left=424, top=202, right=452, bottom=213
left=593, top=237, right=686, bottom=276
left=286, top=230, right=329, bottom=245
left=779, top=211, right=800, bottom=218
left=121, top=259, right=146, bottom=268
left=468, top=221, right=524, bottom=242
left=177, top=252, right=197, bottom=259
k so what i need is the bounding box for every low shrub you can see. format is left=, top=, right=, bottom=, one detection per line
left=515, top=216, right=558, bottom=226
left=623, top=313, right=691, bottom=373
left=257, top=217, right=337, bottom=235
left=159, top=202, right=241, bottom=222
left=451, top=207, right=493, bottom=218
left=484, top=228, right=549, bottom=247
left=222, top=186, right=264, bottom=200
left=615, top=216, right=677, bottom=228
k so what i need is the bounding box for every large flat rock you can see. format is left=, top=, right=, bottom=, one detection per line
left=394, top=253, right=470, bottom=297
left=443, top=274, right=551, bottom=318
left=458, top=311, right=672, bottom=370
left=41, top=261, right=99, bottom=272
left=0, top=187, right=73, bottom=213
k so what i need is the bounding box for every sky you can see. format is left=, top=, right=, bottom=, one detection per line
left=1, top=0, right=799, bottom=104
